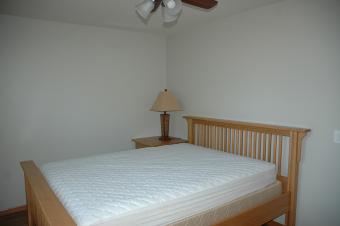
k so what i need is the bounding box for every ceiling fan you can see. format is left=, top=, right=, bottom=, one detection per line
left=136, top=0, right=218, bottom=23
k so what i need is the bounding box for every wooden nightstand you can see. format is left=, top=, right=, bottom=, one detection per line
left=132, top=136, right=187, bottom=149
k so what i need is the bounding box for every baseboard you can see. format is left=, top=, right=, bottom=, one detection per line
left=0, top=205, right=27, bottom=217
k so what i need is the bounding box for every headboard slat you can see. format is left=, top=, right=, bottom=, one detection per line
left=273, top=135, right=277, bottom=165
left=249, top=132, right=253, bottom=158
left=257, top=133, right=261, bottom=160
left=262, top=134, right=267, bottom=161
left=278, top=135, right=283, bottom=176
left=268, top=134, right=272, bottom=162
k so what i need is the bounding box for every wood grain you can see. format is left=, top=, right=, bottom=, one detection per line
left=132, top=136, right=187, bottom=149
left=183, top=116, right=310, bottom=136
left=182, top=0, right=218, bottom=9
left=214, top=193, right=290, bottom=226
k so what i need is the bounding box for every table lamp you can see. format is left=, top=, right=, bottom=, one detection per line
left=150, top=89, right=182, bottom=141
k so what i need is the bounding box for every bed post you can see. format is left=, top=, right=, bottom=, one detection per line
left=186, top=117, right=195, bottom=144
left=24, top=177, right=33, bottom=226
left=286, top=131, right=308, bottom=226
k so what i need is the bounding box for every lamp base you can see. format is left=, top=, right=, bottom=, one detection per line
left=159, top=112, right=170, bottom=141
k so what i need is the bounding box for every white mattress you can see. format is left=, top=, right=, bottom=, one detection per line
left=41, top=143, right=276, bottom=226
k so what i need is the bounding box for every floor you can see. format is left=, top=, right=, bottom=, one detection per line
left=0, top=211, right=27, bottom=226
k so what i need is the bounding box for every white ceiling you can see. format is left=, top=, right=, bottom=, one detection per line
left=0, top=0, right=283, bottom=35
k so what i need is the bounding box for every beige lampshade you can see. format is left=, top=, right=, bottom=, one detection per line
left=150, top=89, right=182, bottom=112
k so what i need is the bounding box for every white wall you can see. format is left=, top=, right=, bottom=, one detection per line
left=167, top=0, right=340, bottom=225
left=0, top=15, right=166, bottom=210
left=1, top=1, right=340, bottom=224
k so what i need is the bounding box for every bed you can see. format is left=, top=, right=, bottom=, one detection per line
left=21, top=116, right=310, bottom=226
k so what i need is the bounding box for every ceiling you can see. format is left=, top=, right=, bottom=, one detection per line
left=0, top=0, right=283, bottom=35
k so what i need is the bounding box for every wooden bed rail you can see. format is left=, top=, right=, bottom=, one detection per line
left=184, top=116, right=310, bottom=226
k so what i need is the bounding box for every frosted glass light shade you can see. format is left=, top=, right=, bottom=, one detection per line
left=162, top=0, right=182, bottom=23
left=162, top=10, right=179, bottom=23
left=163, top=0, right=176, bottom=9
left=150, top=89, right=182, bottom=112
left=163, top=0, right=182, bottom=13
left=136, top=0, right=155, bottom=19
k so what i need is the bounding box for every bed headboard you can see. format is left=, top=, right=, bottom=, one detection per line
left=184, top=116, right=310, bottom=225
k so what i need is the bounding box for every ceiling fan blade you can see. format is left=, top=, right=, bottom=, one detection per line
left=151, top=0, right=162, bottom=12
left=181, top=0, right=218, bottom=9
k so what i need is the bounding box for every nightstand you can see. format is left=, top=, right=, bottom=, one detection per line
left=132, top=136, right=187, bottom=149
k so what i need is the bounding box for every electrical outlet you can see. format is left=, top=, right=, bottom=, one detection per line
left=334, top=130, right=340, bottom=144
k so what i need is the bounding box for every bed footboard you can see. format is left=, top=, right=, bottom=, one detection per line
left=21, top=161, right=76, bottom=226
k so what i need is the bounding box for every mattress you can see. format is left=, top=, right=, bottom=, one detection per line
left=171, top=181, right=282, bottom=226
left=41, top=143, right=277, bottom=226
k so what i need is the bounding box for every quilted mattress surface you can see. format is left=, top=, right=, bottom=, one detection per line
left=41, top=143, right=276, bottom=226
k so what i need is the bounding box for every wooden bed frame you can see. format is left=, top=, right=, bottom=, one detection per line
left=21, top=116, right=310, bottom=226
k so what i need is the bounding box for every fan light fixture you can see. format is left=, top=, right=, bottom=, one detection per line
left=136, top=0, right=182, bottom=23
left=136, top=0, right=218, bottom=23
